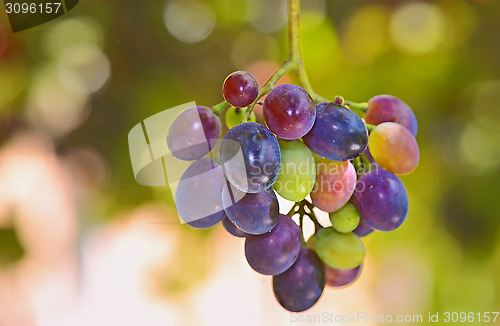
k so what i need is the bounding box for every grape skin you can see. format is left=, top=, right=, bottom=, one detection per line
left=315, top=227, right=365, bottom=269
left=263, top=84, right=316, bottom=140
left=329, top=203, right=360, bottom=233
left=167, top=106, right=221, bottom=161
left=220, top=122, right=281, bottom=193
left=366, top=95, right=418, bottom=136
left=369, top=122, right=419, bottom=175
left=310, top=159, right=357, bottom=213
left=303, top=102, right=368, bottom=161
left=273, top=139, right=316, bottom=202
left=273, top=248, right=325, bottom=312
left=353, top=215, right=374, bottom=237
left=223, top=71, right=259, bottom=108
left=325, top=264, right=362, bottom=288
left=222, top=187, right=279, bottom=235
left=222, top=216, right=247, bottom=238
left=245, top=214, right=302, bottom=275
left=352, top=169, right=409, bottom=231
left=175, top=158, right=225, bottom=229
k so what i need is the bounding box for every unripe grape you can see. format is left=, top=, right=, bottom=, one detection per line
left=315, top=227, right=365, bottom=269
left=329, top=203, right=360, bottom=233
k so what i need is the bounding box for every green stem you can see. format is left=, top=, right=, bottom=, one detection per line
left=245, top=60, right=295, bottom=119
left=346, top=101, right=368, bottom=113
left=287, top=0, right=327, bottom=104
left=212, top=100, right=231, bottom=115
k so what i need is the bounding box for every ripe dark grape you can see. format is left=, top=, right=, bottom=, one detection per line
left=223, top=71, right=259, bottom=108
left=310, top=159, right=356, bottom=213
left=222, top=216, right=247, bottom=238
left=263, top=84, right=316, bottom=140
left=352, top=169, right=409, bottom=231
left=245, top=214, right=301, bottom=275
left=353, top=215, right=374, bottom=237
left=303, top=102, right=368, bottom=161
left=175, top=158, right=225, bottom=228
left=220, top=122, right=281, bottom=193
left=366, top=95, right=418, bottom=136
left=369, top=122, right=419, bottom=175
left=325, top=264, right=362, bottom=287
left=273, top=248, right=325, bottom=312
left=167, top=106, right=221, bottom=161
left=222, top=186, right=279, bottom=235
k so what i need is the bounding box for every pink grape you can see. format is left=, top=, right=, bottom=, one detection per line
left=366, top=95, right=418, bottom=136
left=369, top=122, right=419, bottom=175
left=310, top=159, right=357, bottom=213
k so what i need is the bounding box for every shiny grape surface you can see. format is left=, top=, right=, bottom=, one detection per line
left=329, top=203, right=360, bottom=233
left=273, top=139, right=316, bottom=202
left=245, top=214, right=301, bottom=275
left=222, top=216, right=247, bottom=238
left=366, top=95, right=418, bottom=136
left=310, top=159, right=356, bottom=213
left=167, top=106, right=221, bottom=161
left=315, top=227, right=365, bottom=269
left=220, top=122, right=281, bottom=193
left=263, top=84, right=316, bottom=140
left=225, top=107, right=256, bottom=129
left=369, top=122, right=419, bottom=175
left=223, top=71, right=259, bottom=108
left=303, top=102, right=368, bottom=161
left=273, top=248, right=325, bottom=312
left=174, top=158, right=225, bottom=228
left=353, top=169, right=409, bottom=231
left=325, top=264, right=362, bottom=287
left=222, top=186, right=279, bottom=235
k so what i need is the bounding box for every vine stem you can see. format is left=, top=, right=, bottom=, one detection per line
left=211, top=0, right=327, bottom=118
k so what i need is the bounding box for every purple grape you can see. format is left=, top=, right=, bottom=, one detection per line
left=223, top=71, right=259, bottom=108
left=222, top=186, right=279, bottom=235
left=222, top=216, right=247, bottom=238
left=245, top=214, right=301, bottom=275
left=303, top=102, right=368, bottom=161
left=366, top=95, right=418, bottom=136
left=273, top=248, right=325, bottom=312
left=263, top=84, right=316, bottom=140
left=325, top=264, right=362, bottom=287
left=353, top=215, right=374, bottom=237
left=220, top=122, right=281, bottom=193
left=167, top=106, right=221, bottom=161
left=352, top=169, right=408, bottom=231
left=175, top=158, right=225, bottom=229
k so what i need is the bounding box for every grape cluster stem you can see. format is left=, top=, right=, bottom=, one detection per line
left=287, top=199, right=322, bottom=244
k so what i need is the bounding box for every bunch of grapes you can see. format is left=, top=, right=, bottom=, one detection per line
left=168, top=70, right=419, bottom=312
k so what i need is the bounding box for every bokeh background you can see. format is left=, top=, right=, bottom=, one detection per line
left=1, top=0, right=500, bottom=325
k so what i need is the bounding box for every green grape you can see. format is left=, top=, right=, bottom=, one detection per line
left=310, top=150, right=323, bottom=163
left=225, top=107, right=256, bottom=129
left=315, top=227, right=365, bottom=269
left=306, top=233, right=317, bottom=251
left=329, top=203, right=360, bottom=233
left=273, top=139, right=316, bottom=202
